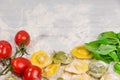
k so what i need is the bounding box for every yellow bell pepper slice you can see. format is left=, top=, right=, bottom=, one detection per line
left=43, top=63, right=60, bottom=77
left=30, top=50, right=52, bottom=68
left=71, top=45, right=92, bottom=59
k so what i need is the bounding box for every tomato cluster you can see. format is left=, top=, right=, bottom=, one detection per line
left=0, top=30, right=42, bottom=80
left=11, top=57, right=42, bottom=80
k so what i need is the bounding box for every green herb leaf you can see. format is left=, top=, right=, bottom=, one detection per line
left=98, top=31, right=117, bottom=39
left=96, top=44, right=116, bottom=55
left=108, top=51, right=119, bottom=62
left=114, top=63, right=120, bottom=74
left=117, top=33, right=120, bottom=40
left=85, top=31, right=120, bottom=64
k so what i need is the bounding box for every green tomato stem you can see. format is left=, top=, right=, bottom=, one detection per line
left=0, top=64, right=12, bottom=75
left=0, top=38, right=29, bottom=75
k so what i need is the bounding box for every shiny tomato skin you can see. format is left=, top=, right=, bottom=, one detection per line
left=23, top=65, right=42, bottom=80
left=11, top=57, right=31, bottom=75
left=0, top=40, right=12, bottom=58
left=15, top=30, right=30, bottom=46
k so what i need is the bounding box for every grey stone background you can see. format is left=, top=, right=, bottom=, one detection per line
left=0, top=0, right=120, bottom=79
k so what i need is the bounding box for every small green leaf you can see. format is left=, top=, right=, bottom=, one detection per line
left=85, top=41, right=100, bottom=52
left=98, top=31, right=117, bottom=39
left=92, top=52, right=111, bottom=63
left=117, top=33, right=120, bottom=40
left=109, top=51, right=119, bottom=62
left=85, top=39, right=112, bottom=52
left=101, top=55, right=113, bottom=64
left=116, top=48, right=120, bottom=60
left=103, top=38, right=119, bottom=45
left=96, top=44, right=116, bottom=55
left=114, top=63, right=120, bottom=74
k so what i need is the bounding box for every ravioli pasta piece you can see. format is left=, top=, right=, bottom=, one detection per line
left=47, top=66, right=65, bottom=80
left=61, top=72, right=72, bottom=80
left=52, top=51, right=73, bottom=64
left=71, top=73, right=91, bottom=80
left=60, top=72, right=91, bottom=80
left=4, top=76, right=16, bottom=80
left=71, top=45, right=92, bottom=59
left=100, top=73, right=120, bottom=80
left=43, top=63, right=60, bottom=77
left=30, top=50, right=52, bottom=68
left=88, top=60, right=108, bottom=78
left=57, top=77, right=64, bottom=80
left=64, top=59, right=89, bottom=74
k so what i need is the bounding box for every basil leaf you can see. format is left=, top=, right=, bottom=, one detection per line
left=117, top=33, right=120, bottom=40
left=114, top=63, right=120, bottom=74
left=109, top=51, right=119, bottom=62
left=98, top=31, right=117, bottom=39
left=96, top=44, right=116, bottom=55
left=85, top=31, right=120, bottom=64
left=85, top=39, right=109, bottom=52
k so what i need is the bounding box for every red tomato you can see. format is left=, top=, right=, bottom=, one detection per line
left=15, top=30, right=30, bottom=46
left=23, top=65, right=42, bottom=80
left=0, top=40, right=12, bottom=58
left=11, top=57, right=31, bottom=75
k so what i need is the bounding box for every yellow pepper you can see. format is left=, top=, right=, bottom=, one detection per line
left=71, top=45, right=92, bottom=59
left=43, top=63, right=60, bottom=77
left=30, top=50, right=52, bottom=68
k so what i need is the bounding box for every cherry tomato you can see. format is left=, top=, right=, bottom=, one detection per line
left=11, top=57, right=31, bottom=75
left=15, top=30, right=30, bottom=46
left=0, top=40, right=12, bottom=58
left=23, top=65, right=42, bottom=80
